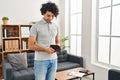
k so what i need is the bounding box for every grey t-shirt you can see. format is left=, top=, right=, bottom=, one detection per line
left=30, top=19, right=59, bottom=60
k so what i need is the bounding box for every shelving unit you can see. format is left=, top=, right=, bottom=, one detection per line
left=2, top=24, right=31, bottom=54
left=0, top=24, right=32, bottom=78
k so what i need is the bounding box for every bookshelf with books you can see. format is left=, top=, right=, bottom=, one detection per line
left=0, top=24, right=32, bottom=79
left=20, top=25, right=31, bottom=51
left=1, top=24, right=32, bottom=59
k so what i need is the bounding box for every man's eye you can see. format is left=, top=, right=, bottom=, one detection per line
left=47, top=15, right=50, bottom=17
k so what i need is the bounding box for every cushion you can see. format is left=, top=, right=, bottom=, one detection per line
left=57, top=62, right=80, bottom=71
left=7, top=52, right=28, bottom=70
left=57, top=50, right=67, bottom=62
left=27, top=52, right=34, bottom=67
left=13, top=68, right=34, bottom=80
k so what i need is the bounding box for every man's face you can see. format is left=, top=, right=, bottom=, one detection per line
left=43, top=11, right=55, bottom=23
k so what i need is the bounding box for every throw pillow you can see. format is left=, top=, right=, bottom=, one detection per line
left=7, top=52, right=28, bottom=70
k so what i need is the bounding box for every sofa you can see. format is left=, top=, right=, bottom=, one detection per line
left=108, top=69, right=120, bottom=80
left=3, top=50, right=83, bottom=80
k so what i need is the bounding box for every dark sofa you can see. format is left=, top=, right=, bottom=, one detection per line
left=3, top=50, right=83, bottom=80
left=108, top=69, right=120, bottom=80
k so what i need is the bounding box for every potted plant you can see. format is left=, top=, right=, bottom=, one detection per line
left=60, top=36, right=69, bottom=50
left=2, top=17, right=9, bottom=25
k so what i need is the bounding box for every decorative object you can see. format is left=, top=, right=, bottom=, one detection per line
left=2, top=16, right=9, bottom=25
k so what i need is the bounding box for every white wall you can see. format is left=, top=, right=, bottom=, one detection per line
left=0, top=0, right=43, bottom=24
left=0, top=0, right=64, bottom=45
left=82, top=0, right=108, bottom=80
left=0, top=0, right=61, bottom=24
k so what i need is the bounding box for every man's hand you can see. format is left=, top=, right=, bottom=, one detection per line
left=45, top=47, right=55, bottom=54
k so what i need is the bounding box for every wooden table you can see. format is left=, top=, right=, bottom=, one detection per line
left=56, top=67, right=94, bottom=80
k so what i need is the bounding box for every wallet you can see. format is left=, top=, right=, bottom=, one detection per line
left=79, top=70, right=89, bottom=73
left=50, top=45, right=61, bottom=52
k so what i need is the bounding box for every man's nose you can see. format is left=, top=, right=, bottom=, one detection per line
left=49, top=17, right=53, bottom=20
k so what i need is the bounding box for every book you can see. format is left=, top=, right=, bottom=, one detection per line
left=22, top=40, right=27, bottom=50
left=13, top=40, right=19, bottom=50
left=21, top=27, right=30, bottom=37
left=3, top=29, right=8, bottom=37
left=68, top=72, right=85, bottom=78
left=5, top=40, right=9, bottom=51
left=50, top=45, right=61, bottom=52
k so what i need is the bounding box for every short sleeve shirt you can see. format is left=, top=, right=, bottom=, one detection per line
left=30, top=18, right=59, bottom=60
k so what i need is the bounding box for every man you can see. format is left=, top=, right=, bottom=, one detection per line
left=28, top=2, right=60, bottom=80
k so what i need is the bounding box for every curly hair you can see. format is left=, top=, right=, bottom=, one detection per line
left=40, top=2, right=59, bottom=17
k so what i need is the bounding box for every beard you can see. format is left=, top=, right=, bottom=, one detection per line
left=46, top=19, right=52, bottom=23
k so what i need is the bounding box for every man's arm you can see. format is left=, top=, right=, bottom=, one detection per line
left=28, top=36, right=55, bottom=53
left=55, top=35, right=60, bottom=46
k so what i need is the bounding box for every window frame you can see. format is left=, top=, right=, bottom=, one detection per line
left=91, top=0, right=120, bottom=69
left=66, top=0, right=82, bottom=56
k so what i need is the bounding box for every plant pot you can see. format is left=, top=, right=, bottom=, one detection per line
left=2, top=20, right=8, bottom=25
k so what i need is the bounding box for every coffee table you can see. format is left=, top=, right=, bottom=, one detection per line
left=56, top=67, right=94, bottom=80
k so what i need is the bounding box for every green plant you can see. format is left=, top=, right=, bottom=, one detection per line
left=2, top=17, right=9, bottom=20
left=60, top=36, right=69, bottom=50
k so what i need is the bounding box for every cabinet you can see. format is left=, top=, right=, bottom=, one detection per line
left=0, top=24, right=32, bottom=78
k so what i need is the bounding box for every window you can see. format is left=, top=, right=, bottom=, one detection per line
left=96, top=0, right=120, bottom=67
left=66, top=0, right=82, bottom=56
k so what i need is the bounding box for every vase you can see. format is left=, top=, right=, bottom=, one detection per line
left=3, top=20, right=8, bottom=25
